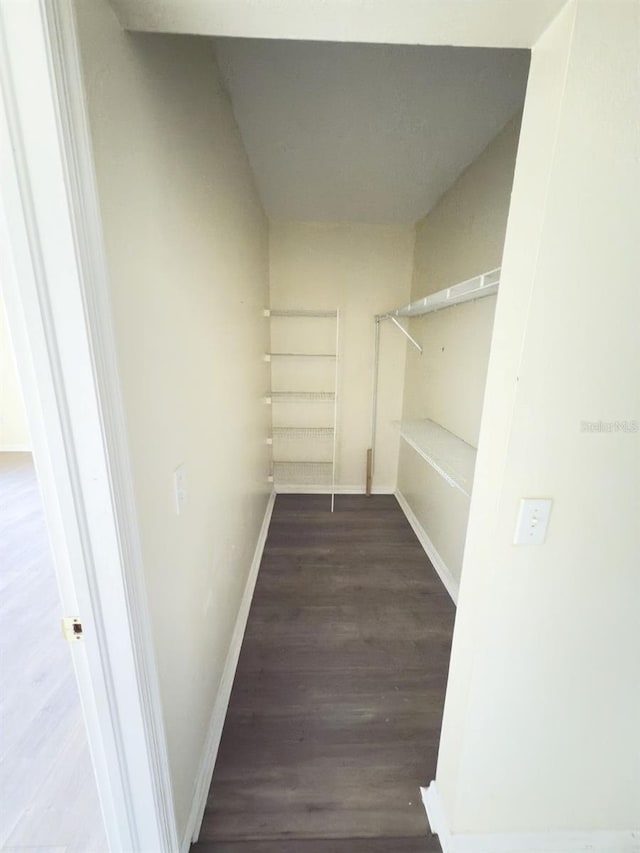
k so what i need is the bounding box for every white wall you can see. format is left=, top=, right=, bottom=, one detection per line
left=74, top=2, right=271, bottom=840
left=397, top=116, right=521, bottom=585
left=436, top=0, right=640, bottom=837
left=0, top=294, right=30, bottom=450
left=269, top=221, right=414, bottom=491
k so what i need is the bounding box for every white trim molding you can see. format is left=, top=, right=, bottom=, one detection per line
left=422, top=781, right=450, bottom=848
left=421, top=783, right=640, bottom=853
left=0, top=444, right=32, bottom=452
left=40, top=4, right=179, bottom=849
left=394, top=490, right=459, bottom=604
left=182, top=491, right=277, bottom=853
left=0, top=1, right=179, bottom=849
left=274, top=484, right=395, bottom=495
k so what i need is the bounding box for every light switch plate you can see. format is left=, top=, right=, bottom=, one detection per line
left=514, top=498, right=552, bottom=545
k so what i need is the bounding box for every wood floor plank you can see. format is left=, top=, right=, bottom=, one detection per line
left=0, top=453, right=106, bottom=852
left=194, top=494, right=455, bottom=850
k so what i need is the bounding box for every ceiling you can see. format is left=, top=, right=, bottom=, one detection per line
left=109, top=0, right=568, bottom=50
left=215, top=39, right=530, bottom=224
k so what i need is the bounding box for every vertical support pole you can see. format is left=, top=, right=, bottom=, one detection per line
left=331, top=307, right=340, bottom=513
left=370, top=317, right=381, bottom=475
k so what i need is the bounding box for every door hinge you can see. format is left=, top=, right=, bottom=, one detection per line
left=62, top=617, right=84, bottom=642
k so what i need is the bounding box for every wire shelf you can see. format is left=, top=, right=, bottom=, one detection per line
left=272, top=461, right=333, bottom=485
left=266, top=305, right=339, bottom=510
left=378, top=267, right=500, bottom=320
left=267, top=391, right=335, bottom=403
left=266, top=352, right=336, bottom=360
left=398, top=419, right=477, bottom=498
left=272, top=427, right=334, bottom=440
left=266, top=309, right=338, bottom=318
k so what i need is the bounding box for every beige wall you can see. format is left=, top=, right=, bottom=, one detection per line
left=268, top=221, right=414, bottom=491
left=398, top=116, right=521, bottom=585
left=74, top=2, right=271, bottom=840
left=437, top=0, right=640, bottom=835
left=410, top=114, right=522, bottom=302
left=0, top=294, right=30, bottom=451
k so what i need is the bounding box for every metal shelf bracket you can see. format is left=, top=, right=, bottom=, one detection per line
left=388, top=316, right=423, bottom=354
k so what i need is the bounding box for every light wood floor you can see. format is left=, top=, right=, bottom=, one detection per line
left=0, top=453, right=107, bottom=853
left=193, top=494, right=455, bottom=853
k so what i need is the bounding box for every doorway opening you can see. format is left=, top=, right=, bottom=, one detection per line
left=0, top=295, right=107, bottom=852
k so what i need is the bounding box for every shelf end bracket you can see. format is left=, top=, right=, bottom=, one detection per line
left=388, top=316, right=423, bottom=354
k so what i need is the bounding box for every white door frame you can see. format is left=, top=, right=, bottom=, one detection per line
left=0, top=2, right=178, bottom=850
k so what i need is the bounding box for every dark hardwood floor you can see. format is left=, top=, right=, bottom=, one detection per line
left=193, top=494, right=455, bottom=853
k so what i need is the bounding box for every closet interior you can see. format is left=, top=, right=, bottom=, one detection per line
left=37, top=2, right=634, bottom=848
left=225, top=37, right=531, bottom=588
left=69, top=13, right=533, bottom=844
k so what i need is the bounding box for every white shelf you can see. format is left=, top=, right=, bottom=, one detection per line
left=272, top=461, right=333, bottom=485
left=266, top=306, right=340, bottom=510
left=379, top=268, right=500, bottom=320
left=266, top=309, right=338, bottom=318
left=272, top=426, right=334, bottom=440
left=266, top=391, right=335, bottom=404
left=398, top=419, right=477, bottom=498
left=265, top=352, right=336, bottom=361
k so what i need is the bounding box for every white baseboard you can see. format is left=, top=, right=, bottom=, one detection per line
left=274, top=484, right=395, bottom=495
left=181, top=491, right=276, bottom=853
left=394, top=490, right=459, bottom=604
left=421, top=782, right=640, bottom=853
left=0, top=444, right=31, bottom=452
left=422, top=781, right=450, bottom=848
